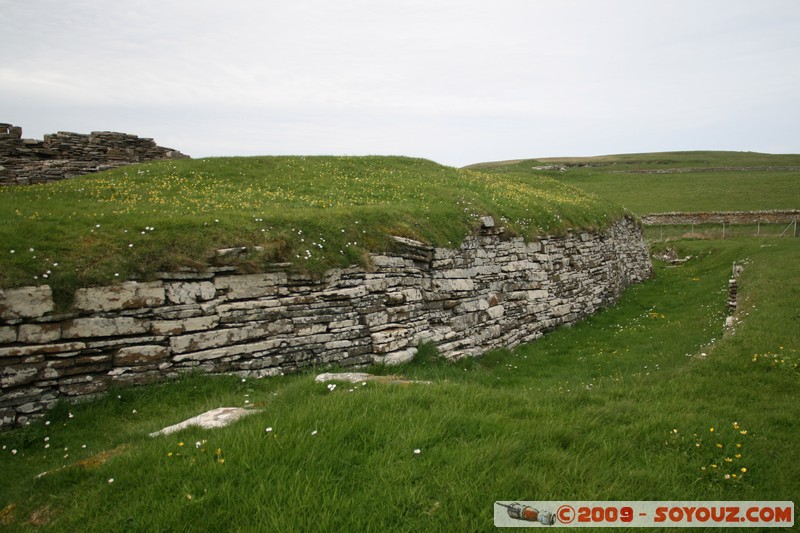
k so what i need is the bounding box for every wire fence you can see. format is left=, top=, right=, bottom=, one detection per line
left=643, top=219, right=798, bottom=243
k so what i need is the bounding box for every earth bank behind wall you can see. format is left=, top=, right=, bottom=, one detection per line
left=0, top=217, right=652, bottom=428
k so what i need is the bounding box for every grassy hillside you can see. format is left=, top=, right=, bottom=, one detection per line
left=1, top=237, right=797, bottom=530
left=0, top=156, right=621, bottom=303
left=469, top=151, right=800, bottom=214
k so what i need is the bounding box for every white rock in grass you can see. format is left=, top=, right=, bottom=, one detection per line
left=149, top=407, right=259, bottom=437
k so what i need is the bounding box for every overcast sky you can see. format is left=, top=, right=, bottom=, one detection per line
left=2, top=1, right=799, bottom=167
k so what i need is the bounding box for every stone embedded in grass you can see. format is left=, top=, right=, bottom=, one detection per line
left=314, top=372, right=432, bottom=385
left=149, top=407, right=259, bottom=437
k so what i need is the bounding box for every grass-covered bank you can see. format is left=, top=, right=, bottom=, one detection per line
left=0, top=156, right=620, bottom=305
left=1, top=236, right=797, bottom=530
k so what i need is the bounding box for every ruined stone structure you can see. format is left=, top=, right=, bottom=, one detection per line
left=0, top=123, right=188, bottom=185
left=0, top=217, right=651, bottom=428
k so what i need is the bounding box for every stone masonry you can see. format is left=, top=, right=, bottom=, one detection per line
left=0, top=122, right=188, bottom=185
left=0, top=217, right=652, bottom=428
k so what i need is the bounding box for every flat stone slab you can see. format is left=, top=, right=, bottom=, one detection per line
left=314, top=372, right=431, bottom=385
left=149, top=407, right=259, bottom=437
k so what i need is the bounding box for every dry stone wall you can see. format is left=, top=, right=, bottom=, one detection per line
left=0, top=217, right=651, bottom=428
left=0, top=122, right=188, bottom=185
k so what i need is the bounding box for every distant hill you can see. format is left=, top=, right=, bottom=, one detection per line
left=464, top=151, right=800, bottom=171
left=466, top=151, right=800, bottom=214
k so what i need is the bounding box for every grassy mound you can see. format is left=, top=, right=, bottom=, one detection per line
left=0, top=156, right=621, bottom=303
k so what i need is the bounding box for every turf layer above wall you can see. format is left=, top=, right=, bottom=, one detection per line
left=0, top=216, right=651, bottom=428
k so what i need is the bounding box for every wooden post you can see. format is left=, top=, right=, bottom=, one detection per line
left=722, top=221, right=725, bottom=240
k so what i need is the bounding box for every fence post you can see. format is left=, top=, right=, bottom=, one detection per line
left=722, top=221, right=725, bottom=240
left=757, top=221, right=760, bottom=237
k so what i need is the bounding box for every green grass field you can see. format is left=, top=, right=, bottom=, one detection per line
left=1, top=237, right=797, bottom=530
left=472, top=151, right=800, bottom=214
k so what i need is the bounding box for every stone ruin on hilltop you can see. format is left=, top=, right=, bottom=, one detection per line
left=0, top=122, right=188, bottom=186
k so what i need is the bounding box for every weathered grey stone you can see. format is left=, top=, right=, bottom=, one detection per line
left=154, top=304, right=204, bottom=320
left=371, top=327, right=410, bottom=353
left=485, top=305, right=505, bottom=319
left=324, top=339, right=354, bottom=350
left=372, top=255, right=406, bottom=269
left=149, top=407, right=259, bottom=437
left=1, top=407, right=15, bottom=426
left=216, top=299, right=281, bottom=320
left=373, top=347, right=418, bottom=366
left=115, top=345, right=170, bottom=366
left=321, top=286, right=368, bottom=300
left=0, top=342, right=86, bottom=358
left=0, top=286, right=54, bottom=320
left=432, top=278, right=474, bottom=292
left=151, top=316, right=219, bottom=336
left=17, top=323, right=61, bottom=344
left=296, top=323, right=327, bottom=336
left=58, top=375, right=109, bottom=396
left=328, top=318, right=359, bottom=330
left=315, top=372, right=375, bottom=383
left=215, top=273, right=288, bottom=300
left=72, top=282, right=165, bottom=312
left=527, top=289, right=549, bottom=300
left=165, top=281, right=216, bottom=304
left=552, top=304, right=572, bottom=317
left=1, top=365, right=39, bottom=388
left=457, top=299, right=490, bottom=313
left=62, top=317, right=149, bottom=338
left=170, top=320, right=291, bottom=354
left=0, top=326, right=17, bottom=344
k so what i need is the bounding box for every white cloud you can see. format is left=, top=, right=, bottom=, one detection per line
left=2, top=0, right=799, bottom=166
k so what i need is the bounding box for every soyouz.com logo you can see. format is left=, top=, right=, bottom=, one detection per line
left=494, top=501, right=794, bottom=528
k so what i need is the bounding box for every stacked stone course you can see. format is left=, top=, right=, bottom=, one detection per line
left=0, top=217, right=652, bottom=428
left=0, top=122, right=188, bottom=185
